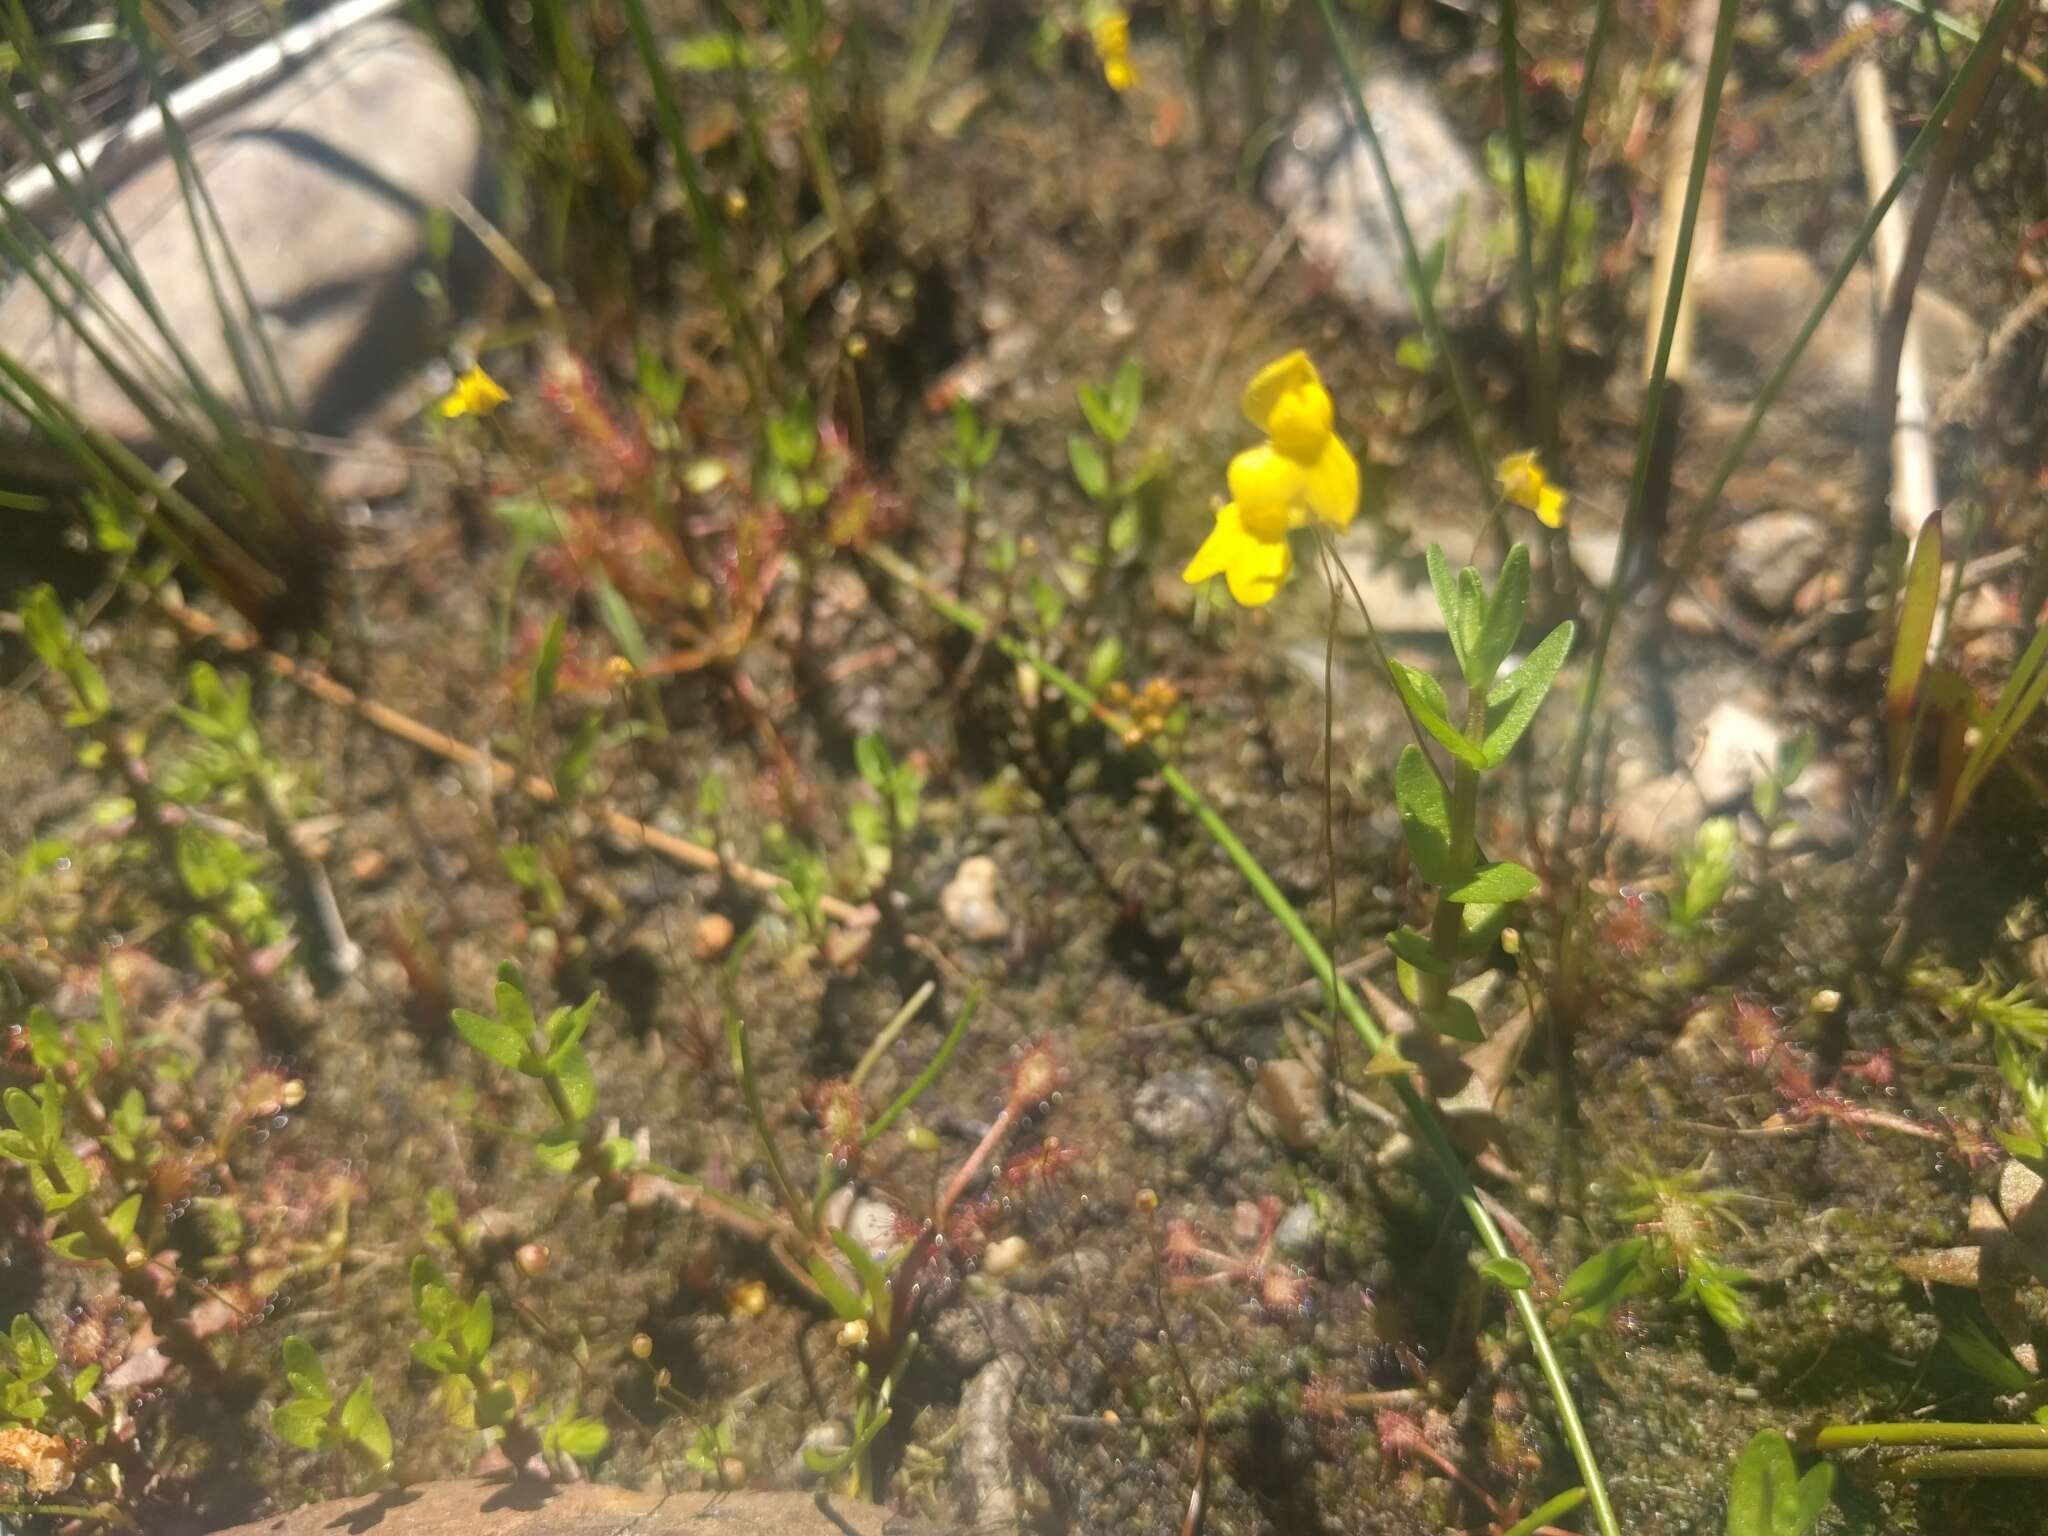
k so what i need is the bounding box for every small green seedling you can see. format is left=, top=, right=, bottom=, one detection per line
left=1069, top=358, right=1152, bottom=575
left=1, top=1315, right=104, bottom=1433
left=848, top=732, right=926, bottom=894
left=1723, top=1429, right=1833, bottom=1536
left=452, top=965, right=634, bottom=1182
left=1668, top=816, right=1737, bottom=934
left=1390, top=543, right=1572, bottom=1041
left=271, top=1336, right=393, bottom=1478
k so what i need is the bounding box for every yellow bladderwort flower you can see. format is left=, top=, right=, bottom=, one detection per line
left=1182, top=350, right=1361, bottom=607
left=440, top=364, right=509, bottom=420
left=1090, top=7, right=1136, bottom=93
left=1495, top=449, right=1568, bottom=528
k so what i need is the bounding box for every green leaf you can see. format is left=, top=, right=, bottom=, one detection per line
left=1067, top=434, right=1110, bottom=502
left=105, top=1191, right=143, bottom=1248
left=341, top=1376, right=393, bottom=1466
left=853, top=733, right=893, bottom=793
left=410, top=1254, right=456, bottom=1321
left=1478, top=1256, right=1532, bottom=1290
left=529, top=615, right=565, bottom=715
left=594, top=579, right=651, bottom=672
left=534, top=1129, right=583, bottom=1174
left=474, top=1381, right=518, bottom=1429
left=552, top=1046, right=598, bottom=1122
left=460, top=1294, right=495, bottom=1367
left=546, top=992, right=600, bottom=1060
left=1395, top=746, right=1455, bottom=886
left=548, top=1412, right=610, bottom=1462
left=1424, top=995, right=1482, bottom=1042
left=1445, top=860, right=1540, bottom=904
left=669, top=30, right=753, bottom=71
left=1389, top=660, right=1484, bottom=768
left=1885, top=510, right=1943, bottom=769
left=1501, top=1489, right=1587, bottom=1536
left=831, top=1227, right=895, bottom=1319
left=1472, top=544, right=1530, bottom=687
left=1939, top=1303, right=2036, bottom=1392
left=410, top=1338, right=459, bottom=1375
left=1481, top=620, right=1574, bottom=766
left=27, top=1009, right=64, bottom=1071
left=1387, top=925, right=1447, bottom=977
left=1454, top=568, right=1486, bottom=678
left=1085, top=636, right=1125, bottom=693
left=1725, top=1429, right=1832, bottom=1536
left=1077, top=383, right=1117, bottom=445
left=1107, top=358, right=1143, bottom=442
left=272, top=1393, right=334, bottom=1450
left=1425, top=545, right=1462, bottom=660
left=553, top=710, right=605, bottom=805
left=803, top=1441, right=856, bottom=1476
left=10, top=1316, right=55, bottom=1382
left=4, top=1089, right=46, bottom=1146
left=1560, top=1237, right=1646, bottom=1324
left=281, top=1335, right=329, bottom=1400
left=806, top=1253, right=866, bottom=1323
left=451, top=1009, right=527, bottom=1071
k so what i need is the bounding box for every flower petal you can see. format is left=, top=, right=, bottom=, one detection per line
left=1301, top=434, right=1361, bottom=530
left=1227, top=445, right=1309, bottom=539
left=1536, top=485, right=1568, bottom=528
left=1240, top=351, right=1321, bottom=435
left=1183, top=503, right=1255, bottom=585
left=1224, top=530, right=1291, bottom=607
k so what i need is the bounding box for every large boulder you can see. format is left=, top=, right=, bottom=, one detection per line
left=0, top=18, right=487, bottom=453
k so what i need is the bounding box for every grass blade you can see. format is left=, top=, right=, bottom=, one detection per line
left=1887, top=509, right=1943, bottom=779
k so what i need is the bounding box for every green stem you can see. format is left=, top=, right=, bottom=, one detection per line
left=1888, top=1450, right=2048, bottom=1479
left=863, top=543, right=1621, bottom=1536
left=1539, top=0, right=1616, bottom=458
left=1552, top=0, right=1738, bottom=860
left=1308, top=0, right=1492, bottom=505
left=1498, top=0, right=1543, bottom=440
left=1816, top=1422, right=2048, bottom=1451
left=728, top=1011, right=811, bottom=1236
left=1425, top=692, right=1487, bottom=1009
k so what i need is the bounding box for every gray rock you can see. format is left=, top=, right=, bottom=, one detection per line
left=1131, top=1068, right=1235, bottom=1160
left=1611, top=765, right=1710, bottom=856
left=1319, top=533, right=1451, bottom=634
left=1247, top=1059, right=1332, bottom=1151
left=1693, top=247, right=1981, bottom=426
left=1263, top=79, right=1493, bottom=323
left=779, top=1420, right=851, bottom=1488
left=939, top=856, right=1010, bottom=944
left=1690, top=699, right=1789, bottom=808
left=955, top=1354, right=1025, bottom=1530
left=1273, top=1202, right=1323, bottom=1263
left=1726, top=512, right=1827, bottom=614
left=926, top=1292, right=1037, bottom=1375
left=0, top=19, right=487, bottom=452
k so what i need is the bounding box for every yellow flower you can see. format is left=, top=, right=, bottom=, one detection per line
left=1183, top=350, right=1360, bottom=607
left=1091, top=8, right=1136, bottom=93
left=440, top=364, right=508, bottom=420
left=1496, top=450, right=1568, bottom=528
